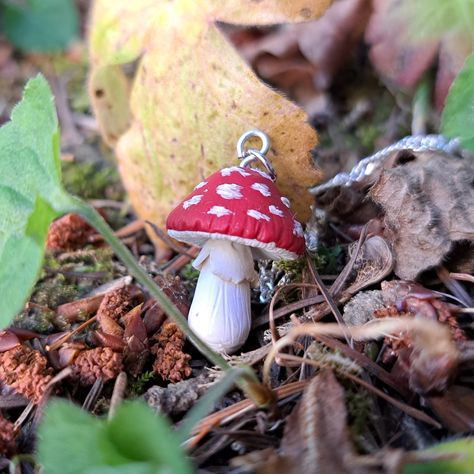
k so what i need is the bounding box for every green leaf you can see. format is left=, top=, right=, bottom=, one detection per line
left=37, top=400, right=127, bottom=474
left=404, top=438, right=474, bottom=473
left=107, top=402, right=193, bottom=473
left=0, top=0, right=79, bottom=52
left=441, top=52, right=474, bottom=152
left=38, top=400, right=194, bottom=474
left=0, top=74, right=75, bottom=327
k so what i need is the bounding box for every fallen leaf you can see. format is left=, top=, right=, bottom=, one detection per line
left=366, top=0, right=474, bottom=110
left=232, top=0, right=371, bottom=114
left=425, top=385, right=474, bottom=432
left=369, top=150, right=474, bottom=279
left=123, top=304, right=150, bottom=377
left=89, top=0, right=331, bottom=246
left=233, top=370, right=369, bottom=474
left=297, top=0, right=372, bottom=90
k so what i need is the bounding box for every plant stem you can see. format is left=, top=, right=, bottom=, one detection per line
left=68, top=198, right=270, bottom=404
left=73, top=199, right=228, bottom=368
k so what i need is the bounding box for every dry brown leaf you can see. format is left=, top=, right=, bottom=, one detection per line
left=425, top=385, right=474, bottom=432
left=280, top=370, right=362, bottom=474
left=297, top=0, right=372, bottom=90
left=235, top=370, right=370, bottom=474
left=369, top=151, right=474, bottom=279
left=366, top=0, right=474, bottom=109
left=122, top=304, right=149, bottom=377
left=232, top=0, right=371, bottom=111
left=89, top=0, right=331, bottom=246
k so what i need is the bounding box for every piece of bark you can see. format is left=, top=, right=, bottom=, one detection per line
left=145, top=373, right=212, bottom=416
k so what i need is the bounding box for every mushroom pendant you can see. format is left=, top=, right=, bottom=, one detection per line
left=166, top=130, right=306, bottom=354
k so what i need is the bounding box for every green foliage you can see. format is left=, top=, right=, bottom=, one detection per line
left=315, top=244, right=344, bottom=274
left=404, top=438, right=474, bottom=473
left=37, top=399, right=194, bottom=474
left=0, top=74, right=76, bottom=328
left=0, top=0, right=79, bottom=53
left=441, top=52, right=474, bottom=152
left=397, top=0, right=474, bottom=43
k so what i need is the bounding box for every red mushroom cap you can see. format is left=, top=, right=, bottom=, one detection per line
left=166, top=166, right=305, bottom=260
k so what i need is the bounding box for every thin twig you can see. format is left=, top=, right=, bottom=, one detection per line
left=46, top=316, right=97, bottom=352
left=82, top=378, right=105, bottom=411
left=437, top=266, right=473, bottom=307
left=329, top=223, right=369, bottom=297
left=108, top=372, right=128, bottom=420
left=449, top=272, right=474, bottom=284
left=268, top=284, right=320, bottom=343
left=145, top=220, right=196, bottom=258
left=305, top=253, right=353, bottom=348
left=276, top=353, right=440, bottom=428
left=252, top=294, right=325, bottom=329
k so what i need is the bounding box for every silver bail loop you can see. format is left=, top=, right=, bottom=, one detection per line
left=236, top=129, right=276, bottom=180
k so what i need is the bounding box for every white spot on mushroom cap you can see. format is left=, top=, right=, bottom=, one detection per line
left=221, top=167, right=251, bottom=177
left=216, top=183, right=243, bottom=199
left=208, top=206, right=233, bottom=217
left=269, top=205, right=284, bottom=217
left=183, top=195, right=203, bottom=209
left=281, top=196, right=291, bottom=208
left=194, top=181, right=207, bottom=190
left=247, top=209, right=270, bottom=221
left=252, top=169, right=272, bottom=180
left=293, top=220, right=304, bottom=237
left=251, top=182, right=271, bottom=197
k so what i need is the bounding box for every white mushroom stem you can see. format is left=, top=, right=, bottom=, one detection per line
left=188, top=239, right=257, bottom=354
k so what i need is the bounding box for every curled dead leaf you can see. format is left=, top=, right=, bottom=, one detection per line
left=369, top=151, right=474, bottom=279
left=346, top=235, right=394, bottom=294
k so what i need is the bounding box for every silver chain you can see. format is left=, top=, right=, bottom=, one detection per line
left=309, top=134, right=460, bottom=194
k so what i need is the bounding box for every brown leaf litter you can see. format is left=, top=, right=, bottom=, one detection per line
left=314, top=149, right=474, bottom=279
left=46, top=213, right=96, bottom=251
left=0, top=346, right=53, bottom=404
left=151, top=321, right=192, bottom=383
left=369, top=150, right=474, bottom=279
left=366, top=0, right=474, bottom=110
left=231, top=370, right=373, bottom=474
left=72, top=347, right=123, bottom=385
left=0, top=415, right=16, bottom=456
left=234, top=0, right=372, bottom=114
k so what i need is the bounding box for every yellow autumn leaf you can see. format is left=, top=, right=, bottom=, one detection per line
left=89, top=0, right=331, bottom=246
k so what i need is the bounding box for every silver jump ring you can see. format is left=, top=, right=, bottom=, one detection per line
left=237, top=129, right=270, bottom=158
left=240, top=150, right=277, bottom=181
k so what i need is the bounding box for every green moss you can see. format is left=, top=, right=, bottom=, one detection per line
left=314, top=244, right=344, bottom=274
left=14, top=306, right=58, bottom=333
left=61, top=160, right=124, bottom=201
left=128, top=371, right=157, bottom=396
left=13, top=248, right=117, bottom=332
left=273, top=257, right=305, bottom=275
left=346, top=385, right=372, bottom=439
